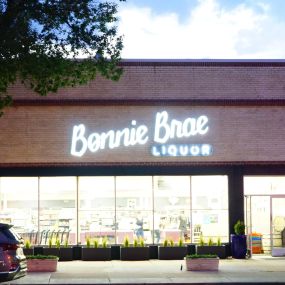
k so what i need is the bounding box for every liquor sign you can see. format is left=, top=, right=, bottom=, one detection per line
left=71, top=111, right=213, bottom=157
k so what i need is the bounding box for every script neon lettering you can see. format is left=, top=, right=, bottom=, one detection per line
left=153, top=111, right=209, bottom=143
left=71, top=121, right=149, bottom=157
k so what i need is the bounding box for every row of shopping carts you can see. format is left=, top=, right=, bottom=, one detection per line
left=19, top=228, right=71, bottom=245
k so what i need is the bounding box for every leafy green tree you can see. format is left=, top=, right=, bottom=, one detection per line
left=0, top=0, right=125, bottom=116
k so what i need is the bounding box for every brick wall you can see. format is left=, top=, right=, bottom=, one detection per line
left=7, top=60, right=285, bottom=102
left=1, top=105, right=285, bottom=166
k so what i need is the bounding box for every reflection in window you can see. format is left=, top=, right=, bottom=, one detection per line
left=244, top=176, right=285, bottom=195
left=39, top=177, right=76, bottom=245
left=0, top=177, right=38, bottom=243
left=116, top=176, right=152, bottom=244
left=153, top=176, right=190, bottom=244
left=191, top=176, right=228, bottom=243
left=79, top=177, right=115, bottom=245
left=0, top=175, right=229, bottom=245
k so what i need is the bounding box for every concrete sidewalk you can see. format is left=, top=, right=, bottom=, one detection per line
left=3, top=255, right=285, bottom=285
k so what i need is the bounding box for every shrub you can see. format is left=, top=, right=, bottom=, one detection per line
left=186, top=254, right=218, bottom=259
left=93, top=239, right=99, bottom=248
left=169, top=239, right=174, bottom=247
left=139, top=237, right=145, bottom=247
left=55, top=239, right=61, bottom=249
left=178, top=237, right=184, bottom=247
left=48, top=238, right=53, bottom=248
left=86, top=236, right=91, bottom=248
left=199, top=236, right=205, bottom=246
left=102, top=237, right=108, bottom=248
left=133, top=238, right=138, bottom=247
left=64, top=239, right=68, bottom=248
left=26, top=254, right=58, bottom=260
left=217, top=237, right=221, bottom=246
left=208, top=238, right=213, bottom=246
left=123, top=236, right=129, bottom=247
left=234, top=220, right=245, bottom=235
left=25, top=239, right=31, bottom=249
left=163, top=239, right=168, bottom=247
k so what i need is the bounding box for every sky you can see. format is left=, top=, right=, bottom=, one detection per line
left=117, top=0, right=285, bottom=59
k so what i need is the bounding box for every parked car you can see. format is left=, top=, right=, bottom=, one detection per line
left=0, top=223, right=27, bottom=281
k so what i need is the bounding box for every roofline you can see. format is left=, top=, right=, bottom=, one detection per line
left=119, top=58, right=285, bottom=66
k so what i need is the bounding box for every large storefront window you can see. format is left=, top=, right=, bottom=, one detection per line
left=0, top=175, right=229, bottom=245
left=191, top=176, right=229, bottom=243
left=0, top=177, right=38, bottom=242
left=116, top=176, right=153, bottom=244
left=79, top=177, right=115, bottom=245
left=153, top=176, right=190, bottom=243
left=39, top=177, right=76, bottom=245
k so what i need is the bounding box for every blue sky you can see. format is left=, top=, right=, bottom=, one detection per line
left=117, top=0, right=285, bottom=59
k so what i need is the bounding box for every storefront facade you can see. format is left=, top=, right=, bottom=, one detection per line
left=1, top=60, right=285, bottom=253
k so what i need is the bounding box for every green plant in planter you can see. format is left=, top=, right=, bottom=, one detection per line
left=25, top=239, right=31, bottom=249
left=93, top=239, right=99, bottom=248
left=48, top=237, right=53, bottom=248
left=123, top=236, right=130, bottom=247
left=86, top=236, right=91, bottom=248
left=234, top=220, right=245, bottom=235
left=199, top=236, right=205, bottom=246
left=63, top=239, right=69, bottom=248
left=178, top=237, right=184, bottom=247
left=26, top=254, right=58, bottom=260
left=208, top=237, right=213, bottom=246
left=217, top=237, right=221, bottom=246
left=55, top=238, right=61, bottom=249
left=139, top=237, right=145, bottom=247
left=163, top=239, right=168, bottom=247
left=133, top=238, right=138, bottom=247
left=169, top=239, right=174, bottom=246
left=186, top=254, right=218, bottom=259
left=102, top=237, right=108, bottom=248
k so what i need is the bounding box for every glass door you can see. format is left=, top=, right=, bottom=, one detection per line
left=271, top=196, right=285, bottom=256
left=245, top=195, right=271, bottom=254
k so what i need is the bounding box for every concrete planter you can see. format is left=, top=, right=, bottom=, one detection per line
left=185, top=257, right=219, bottom=271
left=27, top=258, right=58, bottom=272
left=59, top=247, right=73, bottom=261
left=158, top=246, right=187, bottom=260
left=82, top=247, right=111, bottom=261
left=120, top=247, right=149, bottom=260
left=42, top=247, right=60, bottom=257
left=23, top=248, right=34, bottom=256
left=196, top=245, right=227, bottom=259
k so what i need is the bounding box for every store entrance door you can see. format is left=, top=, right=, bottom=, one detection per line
left=271, top=196, right=285, bottom=256
left=245, top=195, right=271, bottom=255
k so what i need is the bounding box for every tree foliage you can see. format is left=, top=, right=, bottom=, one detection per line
left=0, top=0, right=125, bottom=116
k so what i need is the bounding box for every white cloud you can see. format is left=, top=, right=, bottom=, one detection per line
left=118, top=0, right=285, bottom=59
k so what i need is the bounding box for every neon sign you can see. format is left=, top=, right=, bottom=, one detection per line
left=70, top=111, right=212, bottom=157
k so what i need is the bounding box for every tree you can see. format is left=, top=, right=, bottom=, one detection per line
left=0, top=0, right=125, bottom=116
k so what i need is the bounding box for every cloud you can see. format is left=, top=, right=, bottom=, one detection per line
left=118, top=0, right=285, bottom=59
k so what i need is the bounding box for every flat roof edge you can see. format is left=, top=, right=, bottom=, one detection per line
left=119, top=59, right=285, bottom=66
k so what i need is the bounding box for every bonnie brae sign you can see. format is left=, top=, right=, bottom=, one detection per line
left=70, top=111, right=213, bottom=157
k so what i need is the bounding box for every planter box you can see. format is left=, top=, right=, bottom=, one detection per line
left=82, top=247, right=111, bottom=261
left=42, top=247, right=60, bottom=257
left=23, top=248, right=34, bottom=256
left=72, top=246, right=82, bottom=260
left=185, top=257, right=219, bottom=271
left=120, top=247, right=149, bottom=261
left=231, top=234, right=247, bottom=259
left=59, top=247, right=73, bottom=261
left=158, top=246, right=187, bottom=260
left=27, top=258, right=58, bottom=272
left=196, top=245, right=227, bottom=259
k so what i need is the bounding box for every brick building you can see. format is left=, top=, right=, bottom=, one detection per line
left=0, top=60, right=285, bottom=254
